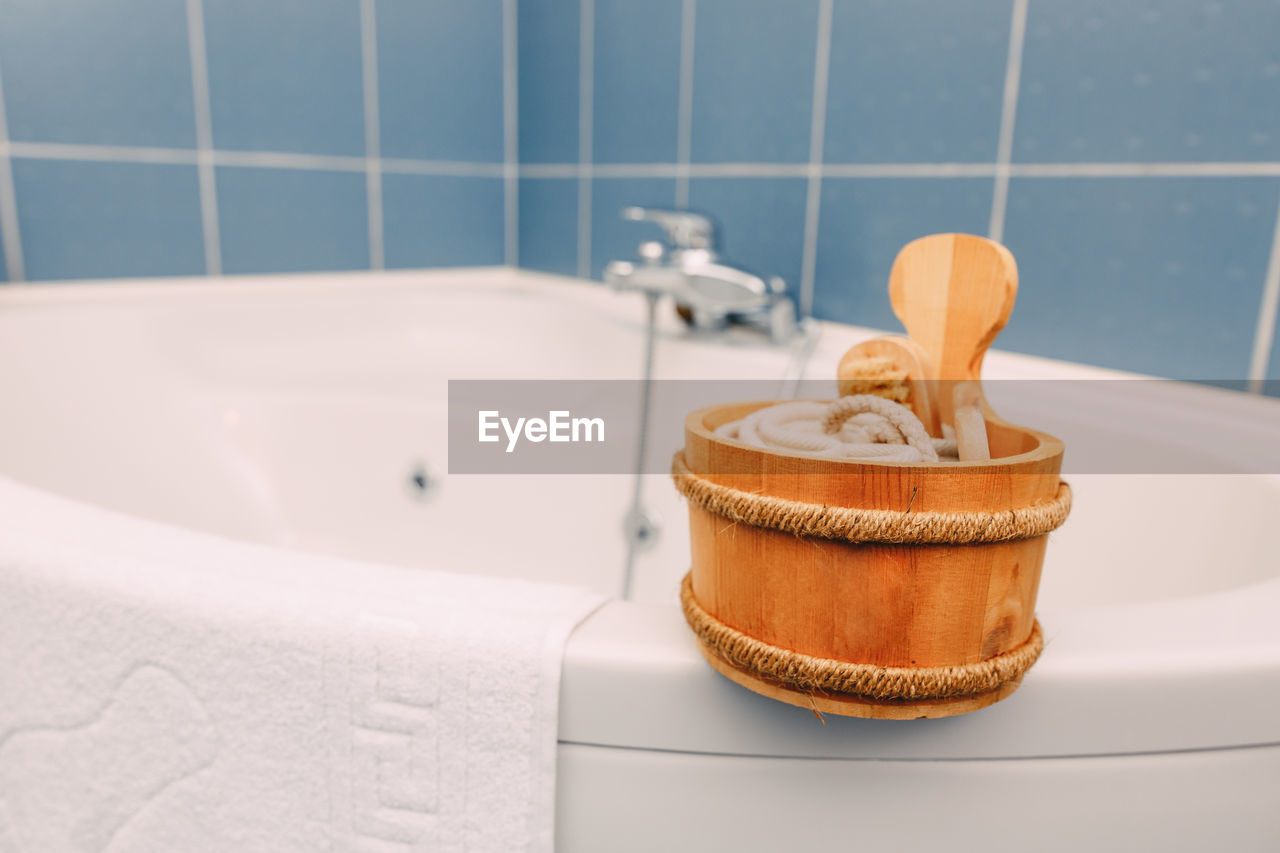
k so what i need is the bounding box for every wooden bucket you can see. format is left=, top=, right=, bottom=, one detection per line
left=679, top=399, right=1066, bottom=719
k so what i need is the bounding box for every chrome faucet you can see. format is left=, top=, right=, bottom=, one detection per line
left=603, top=207, right=798, bottom=344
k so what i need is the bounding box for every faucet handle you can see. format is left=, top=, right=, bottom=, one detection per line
left=621, top=207, right=716, bottom=252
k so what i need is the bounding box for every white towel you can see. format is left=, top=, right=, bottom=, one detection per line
left=0, top=475, right=604, bottom=852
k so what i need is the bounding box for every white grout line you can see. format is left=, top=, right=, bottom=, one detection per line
left=213, top=148, right=368, bottom=171
left=0, top=64, right=25, bottom=282
left=674, top=0, right=696, bottom=209
left=593, top=162, right=681, bottom=178
left=546, top=162, right=810, bottom=179
left=4, top=139, right=1280, bottom=182
left=359, top=0, right=384, bottom=270
left=988, top=0, right=1027, bottom=244
left=186, top=0, right=221, bottom=275
left=826, top=162, right=995, bottom=178
left=687, top=162, right=810, bottom=178
left=6, top=141, right=197, bottom=165
left=798, top=0, right=833, bottom=318
left=1009, top=161, right=1280, bottom=178
left=1, top=141, right=511, bottom=177
left=577, top=0, right=594, bottom=278
left=380, top=157, right=506, bottom=177
left=522, top=161, right=989, bottom=178
left=520, top=163, right=580, bottom=178
left=517, top=161, right=1280, bottom=179
left=503, top=0, right=518, bottom=266
left=365, top=164, right=385, bottom=267
left=1247, top=196, right=1280, bottom=392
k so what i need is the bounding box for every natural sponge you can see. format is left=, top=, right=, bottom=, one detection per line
left=836, top=353, right=911, bottom=403
left=834, top=336, right=940, bottom=437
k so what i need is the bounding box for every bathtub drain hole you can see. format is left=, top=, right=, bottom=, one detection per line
left=406, top=462, right=438, bottom=502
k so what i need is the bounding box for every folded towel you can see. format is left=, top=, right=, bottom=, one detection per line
left=0, top=476, right=604, bottom=852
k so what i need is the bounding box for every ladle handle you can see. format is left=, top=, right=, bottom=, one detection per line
left=887, top=233, right=1018, bottom=425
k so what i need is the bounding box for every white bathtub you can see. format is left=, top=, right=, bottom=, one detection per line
left=1, top=268, right=1278, bottom=850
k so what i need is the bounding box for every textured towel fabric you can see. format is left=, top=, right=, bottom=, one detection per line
left=0, top=476, right=604, bottom=853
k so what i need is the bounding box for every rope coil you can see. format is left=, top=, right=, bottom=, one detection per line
left=671, top=452, right=1071, bottom=545
left=681, top=574, right=1044, bottom=701
left=713, top=395, right=954, bottom=464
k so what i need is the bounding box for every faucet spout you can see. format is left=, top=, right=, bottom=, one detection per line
left=604, top=207, right=799, bottom=344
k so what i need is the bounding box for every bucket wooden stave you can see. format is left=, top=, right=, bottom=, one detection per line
left=680, top=400, right=1066, bottom=719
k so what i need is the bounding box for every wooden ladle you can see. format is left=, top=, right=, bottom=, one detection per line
left=888, top=234, right=1019, bottom=459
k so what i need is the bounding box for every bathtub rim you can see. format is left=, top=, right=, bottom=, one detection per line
left=559, top=573, right=1280, bottom=760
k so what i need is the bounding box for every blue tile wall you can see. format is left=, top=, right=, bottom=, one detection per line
left=204, top=0, right=365, bottom=156
left=12, top=159, right=205, bottom=280
left=382, top=174, right=505, bottom=268
left=1000, top=177, right=1279, bottom=380
left=217, top=167, right=369, bottom=274
left=592, top=0, right=682, bottom=163
left=824, top=0, right=1011, bottom=163
left=0, top=0, right=511, bottom=285
left=814, top=178, right=994, bottom=332
left=1016, top=0, right=1280, bottom=162
left=518, top=0, right=579, bottom=164
left=519, top=178, right=578, bottom=275
left=378, top=0, right=505, bottom=162
left=3, top=1, right=1280, bottom=387
left=691, top=0, right=818, bottom=163
left=0, top=0, right=196, bottom=148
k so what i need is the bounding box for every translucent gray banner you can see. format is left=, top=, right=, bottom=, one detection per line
left=447, top=379, right=1280, bottom=474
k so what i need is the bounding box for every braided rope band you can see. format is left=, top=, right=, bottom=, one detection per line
left=681, top=574, right=1043, bottom=701
left=672, top=452, right=1071, bottom=545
